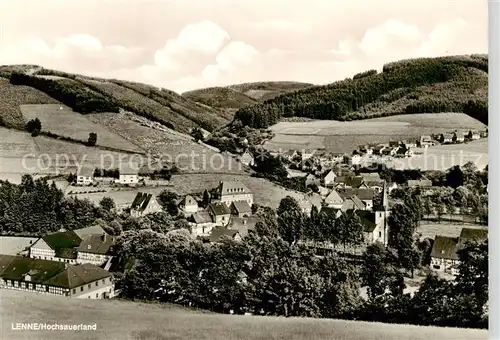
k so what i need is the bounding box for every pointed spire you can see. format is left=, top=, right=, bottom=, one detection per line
left=381, top=180, right=389, bottom=211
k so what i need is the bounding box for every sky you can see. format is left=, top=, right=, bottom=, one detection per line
left=0, top=0, right=488, bottom=93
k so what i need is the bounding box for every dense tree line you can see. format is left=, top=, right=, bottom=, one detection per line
left=234, top=55, right=488, bottom=128
left=9, top=72, right=120, bottom=114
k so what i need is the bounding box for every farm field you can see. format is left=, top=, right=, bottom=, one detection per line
left=0, top=127, right=37, bottom=158
left=382, top=139, right=488, bottom=171
left=19, top=104, right=144, bottom=153
left=264, top=113, right=487, bottom=154
left=417, top=222, right=487, bottom=240
left=0, top=289, right=487, bottom=340
left=87, top=112, right=252, bottom=175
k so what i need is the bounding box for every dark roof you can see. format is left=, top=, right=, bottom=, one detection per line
left=131, top=192, right=154, bottom=211
left=41, top=231, right=82, bottom=257
left=231, top=201, right=252, bottom=215
left=335, top=176, right=365, bottom=188
left=218, top=181, right=251, bottom=196
left=350, top=210, right=377, bottom=232
left=339, top=188, right=375, bottom=201
left=77, top=234, right=116, bottom=255
left=43, top=263, right=112, bottom=289
left=209, top=228, right=240, bottom=243
left=361, top=173, right=381, bottom=181
left=192, top=211, right=213, bottom=224
left=208, top=202, right=231, bottom=216
left=431, top=236, right=459, bottom=260
left=0, top=255, right=66, bottom=284
left=349, top=196, right=366, bottom=210
left=228, top=216, right=261, bottom=237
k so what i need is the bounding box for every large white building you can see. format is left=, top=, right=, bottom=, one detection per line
left=0, top=255, right=115, bottom=299
left=76, top=167, right=94, bottom=186
left=214, top=181, right=253, bottom=207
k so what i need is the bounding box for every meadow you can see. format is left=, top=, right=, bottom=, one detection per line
left=264, top=113, right=487, bottom=154
left=20, top=104, right=143, bottom=153
left=417, top=222, right=487, bottom=241
left=0, top=290, right=487, bottom=340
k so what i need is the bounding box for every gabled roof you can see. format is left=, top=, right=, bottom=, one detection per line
left=459, top=228, right=488, bottom=248
left=208, top=202, right=231, bottom=216
left=231, top=201, right=252, bottom=215
left=192, top=211, right=213, bottom=224
left=41, top=231, right=82, bottom=258
left=130, top=192, right=155, bottom=211
left=181, top=195, right=198, bottom=207
left=209, top=228, right=240, bottom=243
left=431, top=236, right=459, bottom=260
left=73, top=225, right=106, bottom=240
left=43, top=263, right=111, bottom=289
left=0, top=255, right=66, bottom=283
left=349, top=196, right=366, bottom=210
left=354, top=210, right=377, bottom=232
left=218, top=181, right=251, bottom=196
left=335, top=176, right=365, bottom=188
left=338, top=188, right=375, bottom=201
left=77, top=234, right=116, bottom=255
left=228, top=216, right=261, bottom=237
left=324, top=190, right=343, bottom=205
left=323, top=170, right=337, bottom=179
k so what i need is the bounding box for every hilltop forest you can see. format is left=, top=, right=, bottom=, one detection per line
left=234, top=55, right=488, bottom=128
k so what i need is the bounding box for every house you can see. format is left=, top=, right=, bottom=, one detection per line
left=0, top=255, right=115, bottom=299
left=324, top=189, right=344, bottom=209
left=209, top=228, right=242, bottom=243
left=240, top=151, right=255, bottom=166
left=389, top=140, right=399, bottom=147
left=305, top=174, right=318, bottom=187
left=179, top=195, right=198, bottom=215
left=343, top=154, right=361, bottom=166
left=381, top=147, right=397, bottom=157
left=230, top=201, right=252, bottom=218
left=419, top=135, right=433, bottom=147
left=208, top=202, right=231, bottom=226
left=130, top=193, right=162, bottom=218
left=453, top=131, right=465, bottom=143
left=215, top=181, right=253, bottom=207
left=365, top=180, right=385, bottom=193
left=190, top=211, right=216, bottom=236
left=300, top=149, right=315, bottom=161
left=116, top=167, right=139, bottom=185
left=342, top=196, right=366, bottom=211
left=228, top=216, right=261, bottom=238
left=76, top=234, right=116, bottom=266
left=29, top=230, right=82, bottom=264
left=317, top=186, right=330, bottom=198
left=430, top=236, right=460, bottom=275
left=467, top=130, right=480, bottom=140
left=76, top=167, right=94, bottom=186
left=335, top=176, right=367, bottom=189
left=323, top=170, right=337, bottom=187
left=440, top=133, right=453, bottom=144
left=339, top=188, right=375, bottom=210
left=372, top=145, right=386, bottom=155
left=407, top=179, right=433, bottom=188
left=480, top=130, right=488, bottom=138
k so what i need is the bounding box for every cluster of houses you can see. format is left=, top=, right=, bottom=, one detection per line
left=76, top=166, right=140, bottom=186
left=0, top=225, right=116, bottom=299
left=435, top=129, right=487, bottom=145
left=430, top=227, right=488, bottom=276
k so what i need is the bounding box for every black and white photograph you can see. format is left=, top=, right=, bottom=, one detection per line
left=0, top=0, right=493, bottom=339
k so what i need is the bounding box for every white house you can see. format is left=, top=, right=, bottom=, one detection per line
left=324, top=189, right=344, bottom=209
left=240, top=151, right=255, bottom=167
left=130, top=193, right=162, bottom=218
left=116, top=167, right=139, bottom=185
left=179, top=195, right=199, bottom=215
left=323, top=170, right=337, bottom=187
left=208, top=202, right=231, bottom=227
left=76, top=167, right=94, bottom=186
left=215, top=181, right=253, bottom=207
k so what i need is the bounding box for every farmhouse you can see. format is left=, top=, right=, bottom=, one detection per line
left=130, top=193, right=162, bottom=218
left=190, top=211, right=216, bottom=236
left=116, top=167, right=139, bottom=185
left=453, top=131, right=465, bottom=143
left=430, top=236, right=460, bottom=275
left=0, top=255, right=115, bottom=299
left=323, top=170, right=337, bottom=187
left=76, top=234, right=116, bottom=267
left=324, top=189, right=344, bottom=209
left=179, top=195, right=198, bottom=215
left=467, top=130, right=480, bottom=140
left=239, top=151, right=255, bottom=166
left=208, top=202, right=231, bottom=226
left=419, top=135, right=433, bottom=147
left=338, top=188, right=376, bottom=210
left=29, top=230, right=81, bottom=264
left=440, top=133, right=454, bottom=144
left=230, top=201, right=252, bottom=218
left=214, top=181, right=253, bottom=207
left=76, top=167, right=94, bottom=186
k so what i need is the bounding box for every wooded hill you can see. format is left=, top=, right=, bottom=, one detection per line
left=234, top=55, right=488, bottom=128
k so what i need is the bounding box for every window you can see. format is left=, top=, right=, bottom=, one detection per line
left=95, top=282, right=99, bottom=287
left=379, top=232, right=382, bottom=238
left=45, top=285, right=49, bottom=292
left=96, top=293, right=99, bottom=298
left=72, top=289, right=76, bottom=294
left=88, top=284, right=91, bottom=289
left=80, top=287, right=84, bottom=292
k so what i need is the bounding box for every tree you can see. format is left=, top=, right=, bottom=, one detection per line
left=190, top=127, right=204, bottom=142
left=87, top=132, right=98, bottom=146
left=99, top=196, right=116, bottom=212
left=446, top=165, right=464, bottom=188
left=158, top=190, right=180, bottom=216
left=277, top=209, right=309, bottom=245
left=25, top=118, right=41, bottom=133
left=277, top=196, right=302, bottom=216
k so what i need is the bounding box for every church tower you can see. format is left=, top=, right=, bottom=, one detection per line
left=374, top=181, right=390, bottom=245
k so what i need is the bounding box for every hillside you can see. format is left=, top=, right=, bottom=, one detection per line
left=0, top=290, right=487, bottom=340
left=182, top=81, right=314, bottom=111
left=234, top=55, right=488, bottom=128
left=0, top=65, right=230, bottom=133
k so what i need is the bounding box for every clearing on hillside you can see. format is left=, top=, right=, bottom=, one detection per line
left=417, top=222, right=487, bottom=241
left=264, top=113, right=487, bottom=154
left=0, top=290, right=487, bottom=340
left=20, top=104, right=144, bottom=153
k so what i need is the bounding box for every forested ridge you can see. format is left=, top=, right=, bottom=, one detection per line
left=234, top=55, right=488, bottom=128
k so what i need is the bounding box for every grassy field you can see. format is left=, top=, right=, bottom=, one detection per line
left=20, top=104, right=143, bottom=153
left=0, top=78, right=59, bottom=128
left=264, top=113, right=486, bottom=154
left=417, top=222, right=487, bottom=240
left=0, top=290, right=487, bottom=340
left=0, top=127, right=38, bottom=158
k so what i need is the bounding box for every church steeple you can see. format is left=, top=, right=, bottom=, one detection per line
left=381, top=180, right=389, bottom=211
